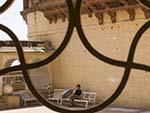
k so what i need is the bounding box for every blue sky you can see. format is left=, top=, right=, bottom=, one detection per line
left=0, top=0, right=28, bottom=40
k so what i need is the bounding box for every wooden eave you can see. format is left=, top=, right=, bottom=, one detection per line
left=21, top=0, right=150, bottom=24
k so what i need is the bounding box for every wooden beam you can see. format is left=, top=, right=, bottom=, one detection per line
left=142, top=8, right=150, bottom=19
left=22, top=0, right=145, bottom=25
left=108, top=11, right=117, bottom=23
left=94, top=4, right=140, bottom=13
left=82, top=1, right=96, bottom=18
left=95, top=13, right=104, bottom=25
left=23, top=0, right=29, bottom=10
left=127, top=8, right=135, bottom=21
left=83, top=0, right=104, bottom=24
left=43, top=11, right=53, bottom=24
left=118, top=0, right=129, bottom=5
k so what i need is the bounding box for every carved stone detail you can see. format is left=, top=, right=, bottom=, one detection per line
left=22, top=0, right=149, bottom=25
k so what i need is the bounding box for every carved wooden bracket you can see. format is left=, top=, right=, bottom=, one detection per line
left=127, top=8, right=135, bottom=21
left=21, top=0, right=149, bottom=25
left=87, top=8, right=93, bottom=17
left=142, top=8, right=150, bottom=19
left=32, top=0, right=40, bottom=7
left=95, top=13, right=104, bottom=25
left=108, top=11, right=117, bottom=23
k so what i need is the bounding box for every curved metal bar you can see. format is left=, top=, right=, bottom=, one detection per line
left=25, top=1, right=75, bottom=70
left=137, top=0, right=150, bottom=9
left=0, top=24, right=26, bottom=68
left=15, top=1, right=89, bottom=113
left=75, top=0, right=150, bottom=72
left=0, top=0, right=150, bottom=113
left=0, top=0, right=14, bottom=14
left=75, top=0, right=150, bottom=112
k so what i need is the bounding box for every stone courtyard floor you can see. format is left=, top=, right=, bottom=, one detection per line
left=97, top=107, right=150, bottom=113
left=1, top=106, right=150, bottom=113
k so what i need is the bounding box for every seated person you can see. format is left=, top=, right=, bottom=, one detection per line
left=70, top=84, right=82, bottom=106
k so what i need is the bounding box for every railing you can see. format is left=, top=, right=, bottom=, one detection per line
left=0, top=0, right=150, bottom=113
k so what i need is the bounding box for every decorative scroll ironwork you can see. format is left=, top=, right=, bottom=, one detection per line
left=0, top=0, right=14, bottom=14
left=0, top=0, right=150, bottom=113
left=137, top=0, right=150, bottom=9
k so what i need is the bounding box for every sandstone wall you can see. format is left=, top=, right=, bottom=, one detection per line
left=0, top=52, right=52, bottom=94
left=26, top=8, right=150, bottom=108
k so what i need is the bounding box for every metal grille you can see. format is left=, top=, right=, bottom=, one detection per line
left=0, top=0, right=150, bottom=113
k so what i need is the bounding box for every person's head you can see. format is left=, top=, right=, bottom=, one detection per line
left=76, top=84, right=81, bottom=89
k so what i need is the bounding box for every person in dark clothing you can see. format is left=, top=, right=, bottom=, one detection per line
left=74, top=84, right=82, bottom=96
left=70, top=84, right=82, bottom=106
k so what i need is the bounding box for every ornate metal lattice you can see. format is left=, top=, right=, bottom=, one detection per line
left=0, top=0, right=150, bottom=113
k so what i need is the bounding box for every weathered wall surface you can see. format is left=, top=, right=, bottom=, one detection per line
left=26, top=8, right=150, bottom=108
left=0, top=52, right=52, bottom=93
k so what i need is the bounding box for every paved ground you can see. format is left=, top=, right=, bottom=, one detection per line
left=97, top=107, right=150, bottom=113
left=1, top=106, right=150, bottom=113
left=63, top=106, right=150, bottom=113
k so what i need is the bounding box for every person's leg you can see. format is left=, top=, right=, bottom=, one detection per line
left=71, top=95, right=75, bottom=106
left=69, top=94, right=74, bottom=106
left=72, top=95, right=80, bottom=106
left=70, top=95, right=79, bottom=106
